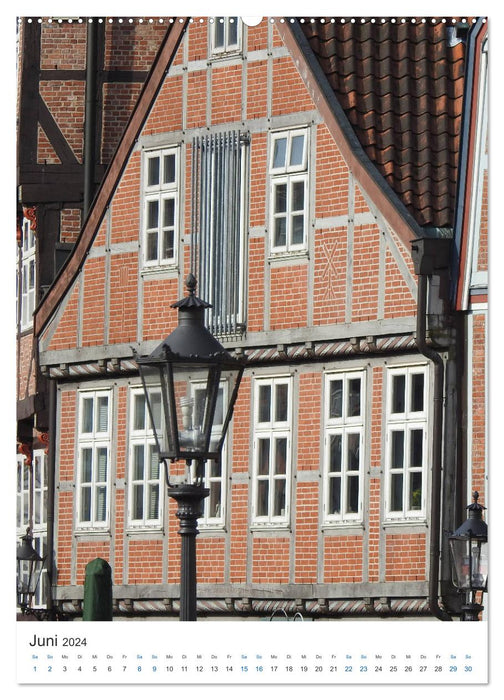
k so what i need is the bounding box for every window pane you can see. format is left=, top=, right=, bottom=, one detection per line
left=228, top=18, right=238, bottom=46
left=150, top=391, right=162, bottom=432
left=95, top=486, right=107, bottom=521
left=34, top=489, right=41, bottom=524
left=82, top=398, right=93, bottom=433
left=96, top=448, right=108, bottom=482
left=347, top=433, right=360, bottom=471
left=292, top=180, right=304, bottom=211
left=81, top=448, right=92, bottom=482
left=163, top=153, right=176, bottom=184
left=291, top=214, right=304, bottom=245
left=162, top=230, right=174, bottom=260
left=257, top=480, right=269, bottom=516
left=348, top=378, right=361, bottom=417
left=29, top=259, right=35, bottom=288
left=274, top=217, right=287, bottom=248
left=411, top=373, right=424, bottom=412
left=80, top=486, right=91, bottom=521
left=147, top=156, right=160, bottom=186
left=410, top=429, right=423, bottom=467
left=147, top=200, right=159, bottom=229
left=258, top=385, right=271, bottom=422
left=163, top=198, right=175, bottom=227
left=148, top=484, right=159, bottom=519
left=133, top=484, right=143, bottom=520
left=258, top=439, right=270, bottom=475
left=97, top=396, right=108, bottom=432
left=329, top=434, right=342, bottom=472
left=391, top=473, right=403, bottom=511
left=134, top=394, right=146, bottom=431
left=329, top=476, right=341, bottom=514
left=273, top=138, right=287, bottom=168
left=146, top=231, right=158, bottom=261
left=273, top=479, right=286, bottom=516
left=275, top=383, right=288, bottom=422
left=392, top=375, right=405, bottom=413
left=290, top=134, right=305, bottom=167
left=209, top=481, right=221, bottom=518
left=133, top=445, right=144, bottom=480
left=274, top=183, right=287, bottom=213
left=347, top=474, right=359, bottom=513
left=214, top=18, right=225, bottom=48
left=149, top=446, right=160, bottom=479
left=193, top=388, right=205, bottom=430
left=409, top=472, right=422, bottom=510
left=329, top=379, right=343, bottom=419
left=274, top=438, right=287, bottom=475
left=214, top=388, right=224, bottom=425
left=391, top=431, right=404, bottom=469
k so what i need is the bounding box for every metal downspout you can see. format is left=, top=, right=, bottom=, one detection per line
left=416, top=274, right=452, bottom=621
left=45, top=378, right=56, bottom=616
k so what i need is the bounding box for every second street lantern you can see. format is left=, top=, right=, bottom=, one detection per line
left=136, top=274, right=245, bottom=473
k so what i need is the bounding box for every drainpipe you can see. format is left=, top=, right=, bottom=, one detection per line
left=83, top=18, right=98, bottom=219
left=45, top=377, right=57, bottom=616
left=411, top=238, right=453, bottom=621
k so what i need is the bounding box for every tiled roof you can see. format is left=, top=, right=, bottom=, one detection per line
left=299, top=18, right=467, bottom=229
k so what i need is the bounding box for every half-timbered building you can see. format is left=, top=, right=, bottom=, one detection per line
left=17, top=16, right=488, bottom=621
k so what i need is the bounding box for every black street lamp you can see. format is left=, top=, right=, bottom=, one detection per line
left=136, top=274, right=245, bottom=620
left=17, top=527, right=46, bottom=618
left=448, top=491, right=488, bottom=621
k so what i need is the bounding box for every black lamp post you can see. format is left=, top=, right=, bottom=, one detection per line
left=17, top=527, right=46, bottom=618
left=137, top=274, right=245, bottom=620
left=448, top=491, right=488, bottom=621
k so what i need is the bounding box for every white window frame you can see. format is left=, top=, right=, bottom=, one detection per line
left=76, top=389, right=112, bottom=530
left=385, top=365, right=428, bottom=520
left=210, top=16, right=241, bottom=56
left=17, top=453, right=31, bottom=532
left=16, top=449, right=48, bottom=609
left=127, top=387, right=164, bottom=529
left=252, top=376, right=292, bottom=527
left=142, top=146, right=179, bottom=268
left=269, top=128, right=309, bottom=254
left=323, top=370, right=365, bottom=524
left=19, top=217, right=36, bottom=330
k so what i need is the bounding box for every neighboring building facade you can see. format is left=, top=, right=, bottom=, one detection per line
left=19, top=16, right=488, bottom=620
left=16, top=16, right=169, bottom=613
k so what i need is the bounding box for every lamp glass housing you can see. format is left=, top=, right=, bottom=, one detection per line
left=449, top=536, right=488, bottom=591
left=139, top=356, right=242, bottom=463
left=16, top=530, right=45, bottom=609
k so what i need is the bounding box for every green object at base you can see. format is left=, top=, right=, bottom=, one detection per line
left=83, top=558, right=113, bottom=621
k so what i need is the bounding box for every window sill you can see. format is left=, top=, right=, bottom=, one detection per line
left=209, top=49, right=243, bottom=62
left=250, top=522, right=291, bottom=533
left=74, top=526, right=111, bottom=536
left=126, top=525, right=164, bottom=534
left=198, top=523, right=227, bottom=533
left=268, top=250, right=309, bottom=264
left=382, top=517, right=428, bottom=528
left=321, top=521, right=364, bottom=533
left=141, top=263, right=179, bottom=279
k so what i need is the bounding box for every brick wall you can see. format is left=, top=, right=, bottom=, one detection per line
left=385, top=533, right=426, bottom=581
left=17, top=334, right=37, bottom=401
